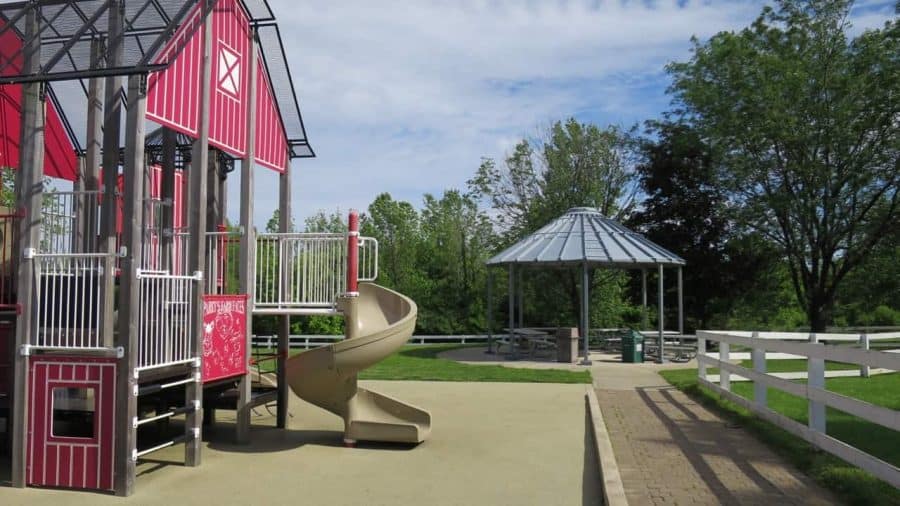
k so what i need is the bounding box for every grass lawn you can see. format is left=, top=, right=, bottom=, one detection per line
left=660, top=367, right=900, bottom=506
left=252, top=344, right=592, bottom=384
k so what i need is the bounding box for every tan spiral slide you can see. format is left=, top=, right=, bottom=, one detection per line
left=285, top=282, right=431, bottom=444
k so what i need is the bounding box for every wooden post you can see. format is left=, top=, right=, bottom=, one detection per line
left=82, top=37, right=104, bottom=254
left=185, top=0, right=213, bottom=467
left=100, top=1, right=125, bottom=352
left=160, top=128, right=177, bottom=271
left=277, top=163, right=291, bottom=429
left=10, top=3, right=43, bottom=488
left=236, top=27, right=259, bottom=443
left=751, top=332, right=766, bottom=408
left=808, top=332, right=826, bottom=434
left=859, top=333, right=870, bottom=378
left=113, top=73, right=148, bottom=497
left=719, top=339, right=730, bottom=391
left=697, top=333, right=707, bottom=382
left=206, top=152, right=220, bottom=292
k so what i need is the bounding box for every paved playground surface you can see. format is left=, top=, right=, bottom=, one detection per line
left=444, top=346, right=838, bottom=504
left=1, top=380, right=599, bottom=506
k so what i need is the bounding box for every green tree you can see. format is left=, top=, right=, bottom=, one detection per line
left=304, top=208, right=346, bottom=233
left=362, top=193, right=422, bottom=292
left=469, top=118, right=636, bottom=240
left=418, top=190, right=494, bottom=333
left=629, top=121, right=782, bottom=331
left=667, top=0, right=900, bottom=331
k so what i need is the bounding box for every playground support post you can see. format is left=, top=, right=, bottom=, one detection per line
left=185, top=0, right=214, bottom=468
left=236, top=27, right=259, bottom=444
left=82, top=37, right=104, bottom=254
left=276, top=163, right=292, bottom=429
left=347, top=210, right=360, bottom=294
left=11, top=3, right=44, bottom=488
left=113, top=72, right=148, bottom=497
left=160, top=127, right=176, bottom=269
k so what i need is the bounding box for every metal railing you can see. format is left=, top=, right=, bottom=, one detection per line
left=32, top=252, right=113, bottom=350
left=697, top=330, right=900, bottom=488
left=40, top=190, right=103, bottom=254
left=136, top=269, right=202, bottom=371
left=205, top=227, right=241, bottom=295
left=253, top=233, right=378, bottom=313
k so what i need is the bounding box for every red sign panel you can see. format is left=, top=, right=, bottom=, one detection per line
left=254, top=57, right=289, bottom=172
left=0, top=30, right=78, bottom=181
left=202, top=294, right=249, bottom=383
left=28, top=356, right=116, bottom=491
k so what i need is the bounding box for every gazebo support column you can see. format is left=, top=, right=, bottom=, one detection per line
left=507, top=264, right=514, bottom=357
left=657, top=264, right=665, bottom=364
left=515, top=266, right=523, bottom=359
left=486, top=270, right=494, bottom=353
left=641, top=268, right=648, bottom=330
left=580, top=262, right=591, bottom=365
left=678, top=267, right=684, bottom=335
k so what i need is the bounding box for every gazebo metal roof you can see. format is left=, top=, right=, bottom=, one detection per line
left=486, top=207, right=685, bottom=268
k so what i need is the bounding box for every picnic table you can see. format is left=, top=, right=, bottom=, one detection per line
left=499, top=328, right=556, bottom=359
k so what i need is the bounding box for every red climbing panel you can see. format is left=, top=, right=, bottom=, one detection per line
left=201, top=294, right=249, bottom=383
left=27, top=356, right=116, bottom=491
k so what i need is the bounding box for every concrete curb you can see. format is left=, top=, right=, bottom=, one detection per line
left=586, top=387, right=628, bottom=506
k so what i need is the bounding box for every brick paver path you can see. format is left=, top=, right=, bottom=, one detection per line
left=596, top=385, right=836, bottom=505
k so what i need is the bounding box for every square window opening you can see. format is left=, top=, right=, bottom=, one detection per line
left=52, top=387, right=96, bottom=439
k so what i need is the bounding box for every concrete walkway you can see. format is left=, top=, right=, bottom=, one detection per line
left=1, top=381, right=599, bottom=506
left=443, top=347, right=838, bottom=505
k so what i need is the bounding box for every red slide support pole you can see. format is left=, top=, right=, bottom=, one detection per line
left=347, top=210, right=359, bottom=295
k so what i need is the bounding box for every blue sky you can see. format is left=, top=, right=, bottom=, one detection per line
left=230, top=0, right=896, bottom=228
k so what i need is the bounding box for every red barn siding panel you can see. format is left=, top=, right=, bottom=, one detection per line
left=208, top=0, right=251, bottom=158
left=146, top=6, right=203, bottom=137
left=254, top=58, right=288, bottom=172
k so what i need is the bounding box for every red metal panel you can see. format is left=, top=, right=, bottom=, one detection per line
left=202, top=294, right=249, bottom=383
left=254, top=57, right=288, bottom=172
left=146, top=5, right=203, bottom=137
left=208, top=0, right=251, bottom=158
left=28, top=356, right=116, bottom=491
left=0, top=30, right=78, bottom=181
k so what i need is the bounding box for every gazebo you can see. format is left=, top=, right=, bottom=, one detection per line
left=485, top=207, right=686, bottom=364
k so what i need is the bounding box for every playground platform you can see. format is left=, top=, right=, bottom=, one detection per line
left=1, top=380, right=600, bottom=506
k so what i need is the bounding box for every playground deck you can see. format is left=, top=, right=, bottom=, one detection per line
left=1, top=380, right=599, bottom=506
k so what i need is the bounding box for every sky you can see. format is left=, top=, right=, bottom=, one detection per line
left=29, top=0, right=895, bottom=229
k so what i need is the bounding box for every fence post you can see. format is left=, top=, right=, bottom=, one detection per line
left=751, top=331, right=766, bottom=408
left=720, top=338, right=731, bottom=392
left=697, top=333, right=707, bottom=382
left=859, top=333, right=870, bottom=378
left=808, top=332, right=826, bottom=434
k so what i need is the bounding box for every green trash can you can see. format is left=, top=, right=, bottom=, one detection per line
left=622, top=330, right=644, bottom=363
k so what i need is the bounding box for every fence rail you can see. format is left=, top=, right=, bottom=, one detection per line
left=697, top=330, right=900, bottom=488
left=252, top=334, right=496, bottom=350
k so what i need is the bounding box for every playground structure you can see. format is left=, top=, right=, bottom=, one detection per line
left=0, top=0, right=427, bottom=497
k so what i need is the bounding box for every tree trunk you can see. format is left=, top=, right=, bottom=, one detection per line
left=807, top=292, right=833, bottom=333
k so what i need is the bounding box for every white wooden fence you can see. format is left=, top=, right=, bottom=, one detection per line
left=697, top=330, right=900, bottom=488
left=252, top=334, right=496, bottom=350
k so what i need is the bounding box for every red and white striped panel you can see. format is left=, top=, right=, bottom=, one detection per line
left=254, top=57, right=288, bottom=172
left=146, top=5, right=203, bottom=137
left=28, top=356, right=116, bottom=491
left=208, top=0, right=251, bottom=158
